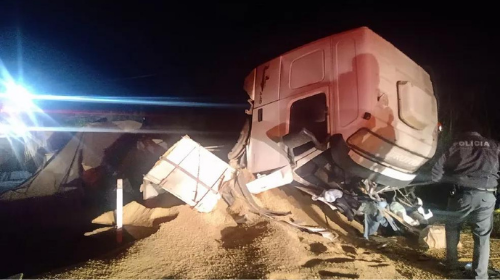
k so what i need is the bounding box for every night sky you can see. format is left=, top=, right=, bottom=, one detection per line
left=1, top=1, right=499, bottom=134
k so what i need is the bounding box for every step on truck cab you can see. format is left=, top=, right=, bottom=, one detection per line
left=239, top=27, right=438, bottom=190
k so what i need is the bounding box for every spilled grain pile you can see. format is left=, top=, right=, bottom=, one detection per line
left=43, top=186, right=445, bottom=279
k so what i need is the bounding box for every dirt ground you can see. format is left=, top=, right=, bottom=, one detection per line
left=38, top=185, right=500, bottom=279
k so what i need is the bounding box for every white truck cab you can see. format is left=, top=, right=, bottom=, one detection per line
left=241, top=27, right=438, bottom=189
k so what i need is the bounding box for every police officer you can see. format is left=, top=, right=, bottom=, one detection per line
left=431, top=121, right=498, bottom=279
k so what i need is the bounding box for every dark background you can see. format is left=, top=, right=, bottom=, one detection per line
left=1, top=1, right=500, bottom=134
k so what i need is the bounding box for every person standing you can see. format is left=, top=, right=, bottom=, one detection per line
left=430, top=123, right=498, bottom=279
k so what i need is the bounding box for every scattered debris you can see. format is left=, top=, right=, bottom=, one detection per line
left=203, top=145, right=224, bottom=152
left=140, top=136, right=235, bottom=213
left=417, top=207, right=434, bottom=220
left=419, top=225, right=446, bottom=249
left=360, top=200, right=401, bottom=240
left=138, top=138, right=168, bottom=154
left=294, top=185, right=338, bottom=211
left=81, top=120, right=143, bottom=171
left=0, top=120, right=143, bottom=200
left=246, top=165, right=293, bottom=194
left=0, top=132, right=83, bottom=200
left=152, top=139, right=169, bottom=150
left=0, top=171, right=32, bottom=189
left=390, top=201, right=420, bottom=226
left=282, top=218, right=338, bottom=241
left=312, top=189, right=343, bottom=203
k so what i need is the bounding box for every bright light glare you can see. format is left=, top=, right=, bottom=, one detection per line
left=6, top=117, right=29, bottom=137
left=0, top=123, right=8, bottom=136
left=0, top=82, right=40, bottom=113
left=0, top=115, right=30, bottom=138
left=0, top=60, right=51, bottom=161
left=0, top=82, right=40, bottom=139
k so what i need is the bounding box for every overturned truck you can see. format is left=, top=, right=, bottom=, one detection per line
left=229, top=27, right=438, bottom=198
left=140, top=27, right=438, bottom=236
left=142, top=27, right=438, bottom=233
